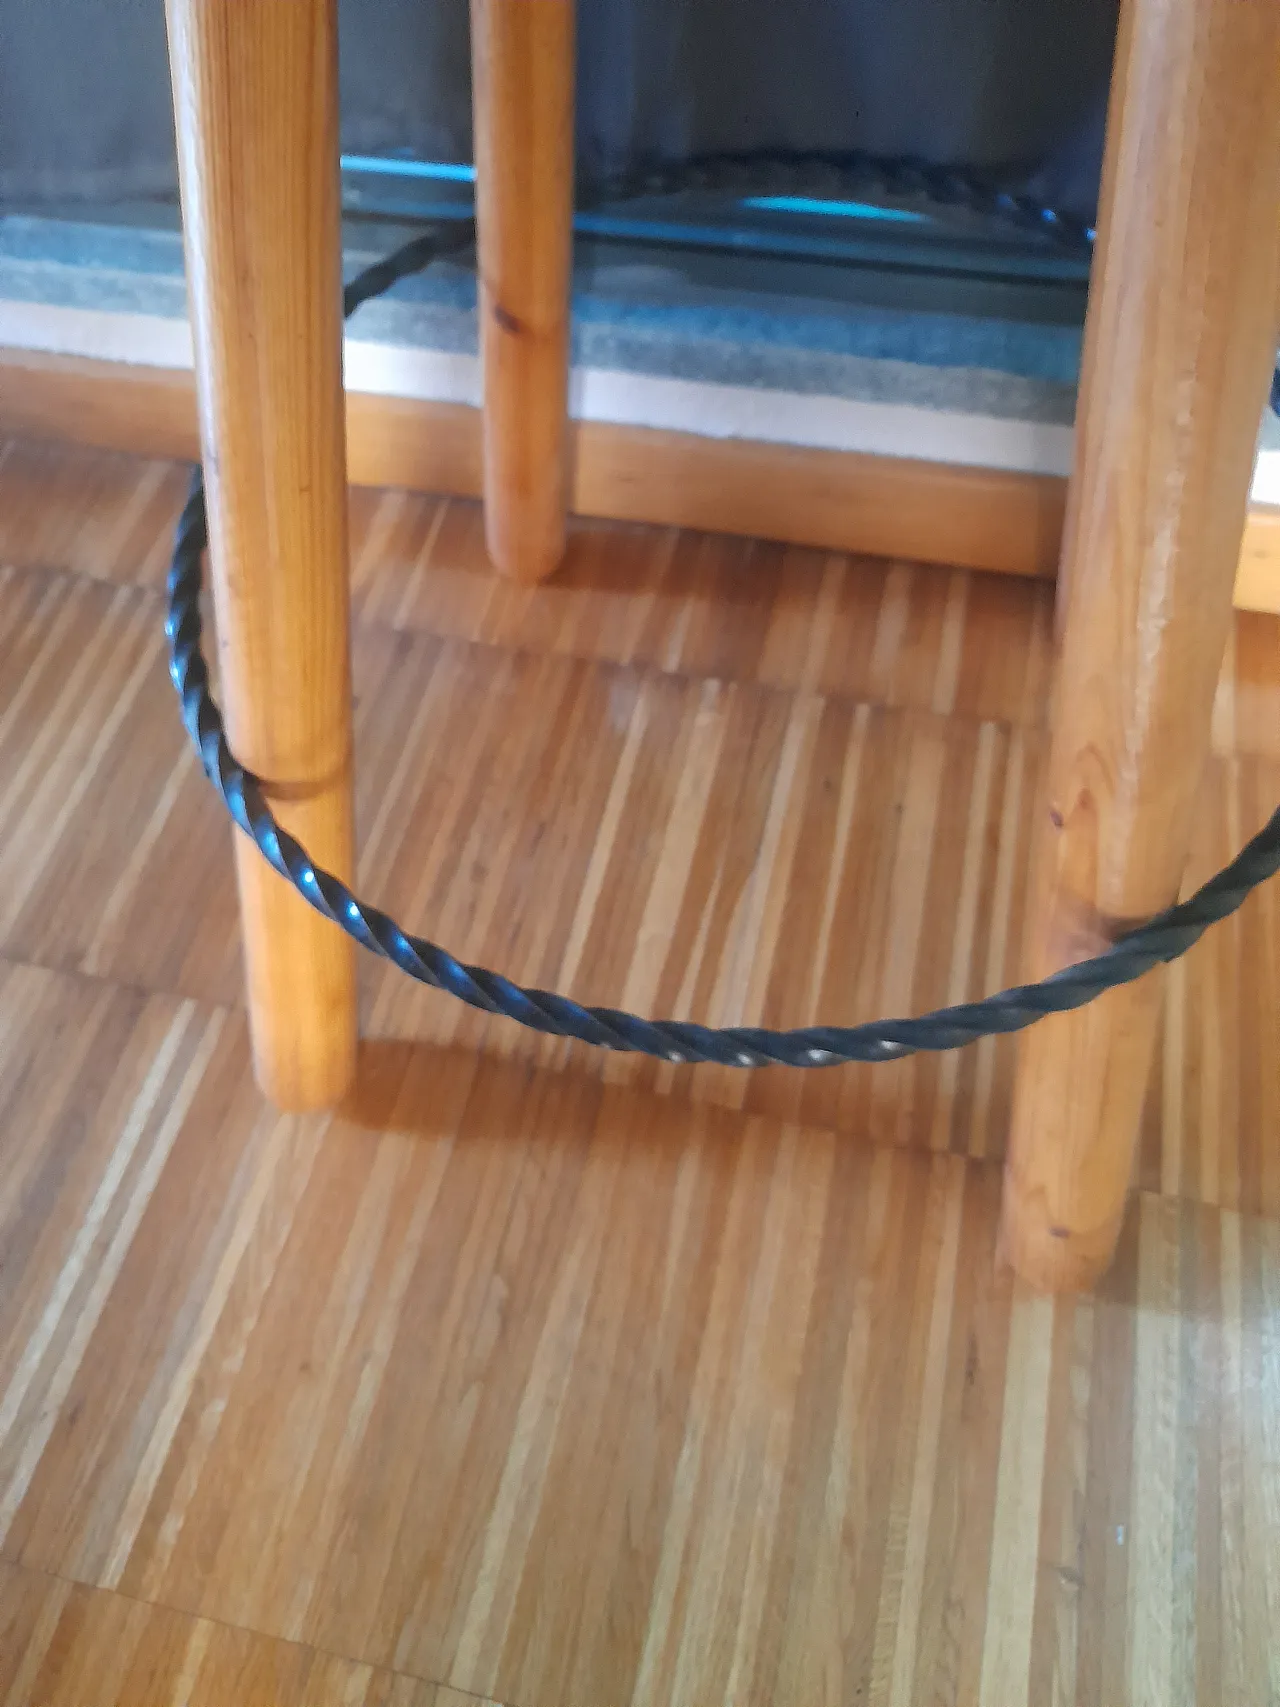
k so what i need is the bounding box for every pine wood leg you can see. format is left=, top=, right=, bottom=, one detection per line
left=1002, top=0, right=1280, bottom=1290
left=166, top=0, right=357, bottom=1109
left=470, top=0, right=575, bottom=583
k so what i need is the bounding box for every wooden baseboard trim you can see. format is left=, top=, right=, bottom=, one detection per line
left=2, top=345, right=1277, bottom=611
left=1235, top=503, right=1280, bottom=614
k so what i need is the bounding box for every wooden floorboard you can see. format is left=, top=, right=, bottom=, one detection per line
left=0, top=441, right=1278, bottom=1701
left=0, top=964, right=1275, bottom=1703
left=2, top=437, right=1277, bottom=751
left=0, top=1562, right=491, bottom=1706
left=0, top=445, right=1276, bottom=1208
left=5, top=348, right=1280, bottom=611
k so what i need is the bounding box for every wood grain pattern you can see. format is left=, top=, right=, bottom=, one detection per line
left=0, top=443, right=1276, bottom=1222
left=470, top=0, right=575, bottom=582
left=1005, top=0, right=1280, bottom=1288
left=0, top=1563, right=493, bottom=1705
left=0, top=964, right=1275, bottom=1701
left=0, top=439, right=1277, bottom=1697
left=6, top=346, right=1280, bottom=608
left=5, top=435, right=1277, bottom=758
left=1236, top=504, right=1280, bottom=614
left=165, top=0, right=357, bottom=1107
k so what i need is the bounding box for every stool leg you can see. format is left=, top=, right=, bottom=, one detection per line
left=1001, top=0, right=1280, bottom=1290
left=166, top=0, right=357, bottom=1109
left=470, top=0, right=575, bottom=583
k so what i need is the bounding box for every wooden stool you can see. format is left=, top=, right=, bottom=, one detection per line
left=163, top=0, right=1280, bottom=1289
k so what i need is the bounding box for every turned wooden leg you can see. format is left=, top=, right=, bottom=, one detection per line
left=470, top=0, right=575, bottom=582
left=1002, top=0, right=1280, bottom=1290
left=166, top=0, right=357, bottom=1109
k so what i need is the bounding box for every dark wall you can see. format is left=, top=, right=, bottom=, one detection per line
left=0, top=0, right=1116, bottom=218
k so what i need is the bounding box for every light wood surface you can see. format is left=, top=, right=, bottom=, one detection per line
left=5, top=345, right=1280, bottom=610
left=0, top=1563, right=487, bottom=1706
left=470, top=0, right=575, bottom=582
left=0, top=964, right=1276, bottom=1703
left=1005, top=0, right=1280, bottom=1290
left=0, top=437, right=1276, bottom=1223
left=1236, top=503, right=1280, bottom=613
left=0, top=438, right=1278, bottom=1696
left=165, top=0, right=357, bottom=1108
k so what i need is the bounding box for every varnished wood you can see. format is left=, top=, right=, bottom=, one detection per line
left=0, top=439, right=1276, bottom=1220
left=6, top=346, right=1280, bottom=609
left=1004, top=0, right=1280, bottom=1290
left=1236, top=503, right=1280, bottom=614
left=574, top=415, right=1067, bottom=581
left=0, top=349, right=203, bottom=465
left=165, top=0, right=357, bottom=1107
left=0, top=961, right=1276, bottom=1701
left=0, top=441, right=1277, bottom=1695
left=470, top=0, right=575, bottom=582
left=0, top=1563, right=491, bottom=1705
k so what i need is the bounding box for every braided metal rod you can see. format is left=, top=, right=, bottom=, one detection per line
left=347, top=148, right=1277, bottom=394
left=574, top=147, right=1279, bottom=404
left=582, top=147, right=1099, bottom=250
left=342, top=220, right=477, bottom=313
left=166, top=218, right=1280, bottom=1069
left=585, top=148, right=1280, bottom=403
